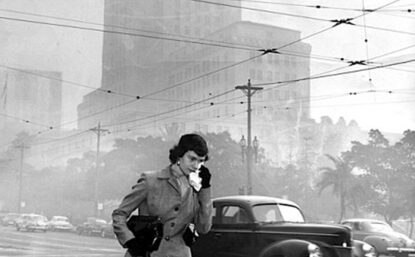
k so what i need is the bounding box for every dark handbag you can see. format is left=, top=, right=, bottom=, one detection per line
left=182, top=223, right=199, bottom=247
left=126, top=215, right=164, bottom=254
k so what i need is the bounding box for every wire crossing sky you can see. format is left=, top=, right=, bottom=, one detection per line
left=0, top=0, right=414, bottom=146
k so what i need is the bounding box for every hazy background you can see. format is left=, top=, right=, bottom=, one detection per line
left=0, top=0, right=414, bottom=133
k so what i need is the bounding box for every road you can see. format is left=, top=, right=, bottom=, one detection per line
left=0, top=226, right=124, bottom=257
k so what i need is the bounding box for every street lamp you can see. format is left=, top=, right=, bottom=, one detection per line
left=240, top=135, right=247, bottom=163
left=253, top=136, right=259, bottom=163
left=240, top=135, right=259, bottom=195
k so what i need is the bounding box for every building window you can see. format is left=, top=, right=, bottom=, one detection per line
left=268, top=90, right=274, bottom=100
left=249, top=69, right=256, bottom=79
left=284, top=56, right=289, bottom=66
left=267, top=54, right=273, bottom=64
left=257, top=70, right=263, bottom=81
left=274, top=72, right=280, bottom=81
left=266, top=71, right=273, bottom=81
left=274, top=55, right=279, bottom=64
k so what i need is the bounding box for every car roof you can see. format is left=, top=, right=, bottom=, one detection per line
left=213, top=195, right=300, bottom=208
left=52, top=216, right=68, bottom=219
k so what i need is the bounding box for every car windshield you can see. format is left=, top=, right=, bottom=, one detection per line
left=365, top=221, right=394, bottom=233
left=96, top=219, right=107, bottom=225
left=252, top=204, right=305, bottom=223
left=29, top=215, right=46, bottom=221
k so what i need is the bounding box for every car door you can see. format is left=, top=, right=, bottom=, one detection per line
left=212, top=203, right=261, bottom=257
left=192, top=205, right=218, bottom=257
left=348, top=221, right=368, bottom=241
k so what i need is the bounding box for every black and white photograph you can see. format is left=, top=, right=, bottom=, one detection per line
left=0, top=0, right=414, bottom=256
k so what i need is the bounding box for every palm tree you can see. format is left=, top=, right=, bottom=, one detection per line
left=316, top=154, right=361, bottom=222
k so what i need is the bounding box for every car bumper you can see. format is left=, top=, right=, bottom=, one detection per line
left=384, top=247, right=415, bottom=257
left=27, top=225, right=47, bottom=230
left=53, top=226, right=73, bottom=230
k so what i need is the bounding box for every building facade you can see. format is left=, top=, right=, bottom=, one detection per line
left=0, top=69, right=62, bottom=137
left=77, top=1, right=312, bottom=163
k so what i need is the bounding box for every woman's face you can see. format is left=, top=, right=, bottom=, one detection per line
left=178, top=150, right=206, bottom=175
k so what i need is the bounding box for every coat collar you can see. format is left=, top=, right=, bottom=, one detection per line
left=158, top=165, right=182, bottom=194
left=157, top=165, right=174, bottom=179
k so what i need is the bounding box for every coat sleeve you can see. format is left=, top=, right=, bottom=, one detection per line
left=112, top=174, right=149, bottom=247
left=194, top=187, right=213, bottom=234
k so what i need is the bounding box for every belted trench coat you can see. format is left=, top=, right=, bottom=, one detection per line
left=112, top=165, right=213, bottom=257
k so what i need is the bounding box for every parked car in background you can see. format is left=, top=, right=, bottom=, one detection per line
left=100, top=220, right=115, bottom=239
left=191, top=195, right=370, bottom=257
left=15, top=214, right=48, bottom=232
left=1, top=213, right=20, bottom=226
left=76, top=217, right=108, bottom=236
left=47, top=216, right=74, bottom=232
left=342, top=218, right=415, bottom=257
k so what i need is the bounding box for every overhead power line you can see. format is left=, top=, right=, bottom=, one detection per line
left=192, top=0, right=330, bottom=22
left=0, top=0, right=409, bottom=146
left=0, top=8, right=259, bottom=51
left=103, top=89, right=236, bottom=128
left=228, top=0, right=414, bottom=13
left=256, top=58, right=415, bottom=87
left=0, top=15, right=255, bottom=52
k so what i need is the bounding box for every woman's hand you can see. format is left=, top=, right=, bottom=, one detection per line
left=199, top=165, right=211, bottom=189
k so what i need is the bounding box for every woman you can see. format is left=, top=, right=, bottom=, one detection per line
left=112, top=133, right=213, bottom=257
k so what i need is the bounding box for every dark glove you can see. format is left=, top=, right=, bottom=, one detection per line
left=199, top=165, right=211, bottom=189
left=125, top=238, right=145, bottom=257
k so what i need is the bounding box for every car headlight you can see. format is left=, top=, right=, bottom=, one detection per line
left=361, top=242, right=376, bottom=257
left=308, top=243, right=322, bottom=257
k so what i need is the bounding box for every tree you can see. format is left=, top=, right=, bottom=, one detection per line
left=159, top=122, right=183, bottom=142
left=345, top=129, right=406, bottom=224
left=316, top=154, right=363, bottom=222
left=393, top=130, right=415, bottom=236
left=202, top=132, right=246, bottom=197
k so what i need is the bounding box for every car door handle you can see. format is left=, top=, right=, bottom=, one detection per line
left=214, top=233, right=222, bottom=238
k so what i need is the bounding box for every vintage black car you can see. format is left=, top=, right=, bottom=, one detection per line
left=192, top=195, right=372, bottom=257
left=342, top=218, right=415, bottom=257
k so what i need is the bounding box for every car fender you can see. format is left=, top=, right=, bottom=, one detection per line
left=260, top=239, right=329, bottom=257
left=363, top=236, right=388, bottom=253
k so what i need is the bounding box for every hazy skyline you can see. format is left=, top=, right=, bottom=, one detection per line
left=0, top=0, right=414, bottom=135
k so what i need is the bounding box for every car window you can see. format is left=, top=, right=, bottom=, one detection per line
left=365, top=221, right=393, bottom=233
left=212, top=206, right=218, bottom=224
left=252, top=204, right=304, bottom=223
left=221, top=205, right=249, bottom=224
left=279, top=204, right=304, bottom=222
left=342, top=222, right=357, bottom=230
left=54, top=217, right=69, bottom=222
left=253, top=204, right=283, bottom=222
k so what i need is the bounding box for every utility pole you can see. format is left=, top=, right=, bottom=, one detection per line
left=235, top=79, right=263, bottom=195
left=90, top=122, right=109, bottom=218
left=15, top=143, right=29, bottom=214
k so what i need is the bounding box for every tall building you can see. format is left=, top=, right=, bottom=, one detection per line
left=77, top=1, right=311, bottom=162
left=0, top=69, right=62, bottom=136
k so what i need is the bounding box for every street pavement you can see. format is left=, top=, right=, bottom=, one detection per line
left=0, top=225, right=124, bottom=257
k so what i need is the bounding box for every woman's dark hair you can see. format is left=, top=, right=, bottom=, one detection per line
left=169, top=134, right=209, bottom=164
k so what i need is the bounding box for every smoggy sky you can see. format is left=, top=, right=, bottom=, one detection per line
left=0, top=0, right=414, bottom=134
